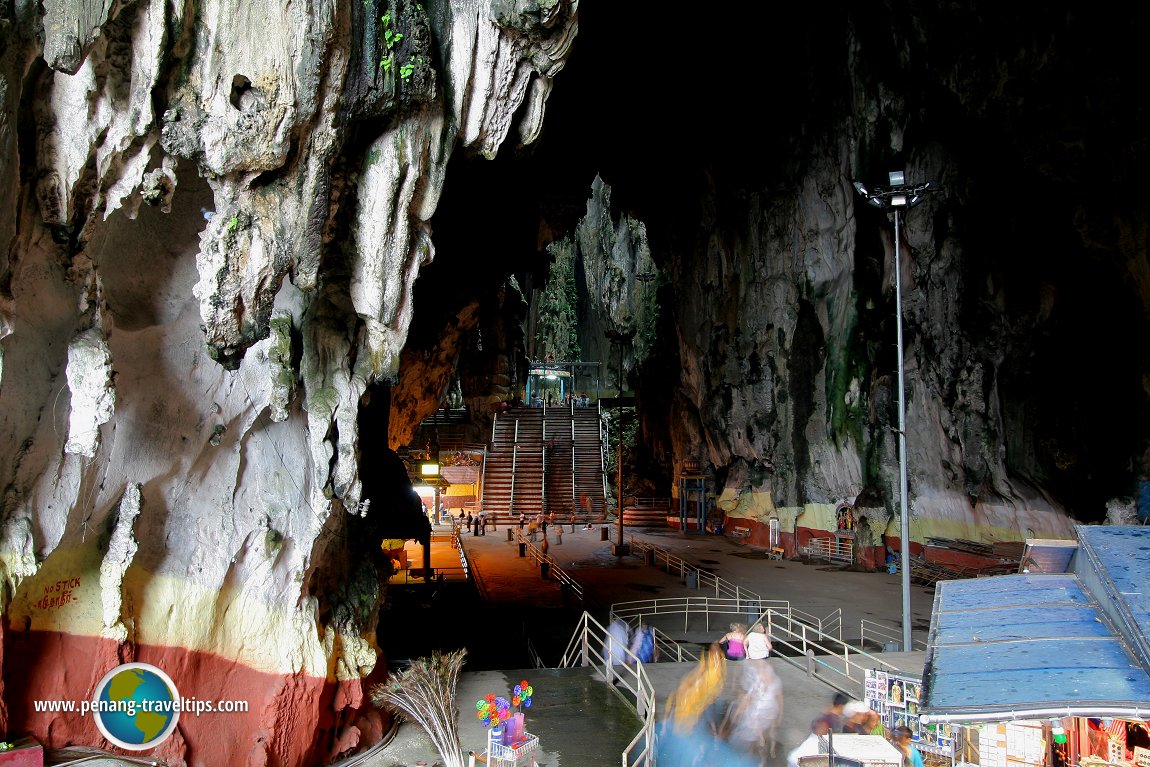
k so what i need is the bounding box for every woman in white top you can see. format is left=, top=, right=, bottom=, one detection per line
left=745, top=623, right=771, bottom=660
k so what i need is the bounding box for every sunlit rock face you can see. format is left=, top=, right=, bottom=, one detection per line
left=0, top=0, right=578, bottom=764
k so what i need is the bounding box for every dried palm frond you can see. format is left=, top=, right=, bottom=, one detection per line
left=370, top=649, right=468, bottom=767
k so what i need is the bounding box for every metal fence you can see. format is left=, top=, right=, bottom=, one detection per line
left=513, top=529, right=585, bottom=602
left=859, top=618, right=927, bottom=651
left=625, top=536, right=764, bottom=604
left=557, top=611, right=656, bottom=767
left=608, top=596, right=901, bottom=696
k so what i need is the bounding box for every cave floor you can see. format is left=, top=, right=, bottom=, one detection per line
left=359, top=523, right=931, bottom=767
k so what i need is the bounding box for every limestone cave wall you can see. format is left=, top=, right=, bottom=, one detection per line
left=0, top=0, right=577, bottom=764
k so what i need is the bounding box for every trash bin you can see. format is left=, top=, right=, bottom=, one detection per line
left=518, top=542, right=526, bottom=557
left=506, top=529, right=513, bottom=542
left=686, top=570, right=699, bottom=589
left=747, top=600, right=761, bottom=623
left=600, top=526, right=609, bottom=541
left=645, top=549, right=657, bottom=566
left=540, top=562, right=551, bottom=580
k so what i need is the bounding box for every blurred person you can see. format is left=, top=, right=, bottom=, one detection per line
left=841, top=700, right=871, bottom=734
left=810, top=692, right=849, bottom=735
left=657, top=642, right=752, bottom=766
left=722, top=654, right=784, bottom=764
left=865, top=708, right=887, bottom=738
left=604, top=619, right=631, bottom=667
left=629, top=624, right=657, bottom=664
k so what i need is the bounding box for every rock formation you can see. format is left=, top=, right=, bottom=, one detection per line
left=0, top=1, right=578, bottom=764
left=2, top=1, right=1148, bottom=764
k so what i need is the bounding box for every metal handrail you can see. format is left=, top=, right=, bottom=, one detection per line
left=600, top=404, right=608, bottom=501
left=557, top=612, right=655, bottom=767
left=388, top=565, right=470, bottom=584
left=611, top=596, right=793, bottom=633
left=455, top=526, right=470, bottom=578
left=570, top=419, right=576, bottom=502
left=525, top=635, right=546, bottom=669
left=625, top=537, right=763, bottom=603
left=513, top=529, right=584, bottom=602
left=630, top=497, right=672, bottom=509
left=608, top=596, right=903, bottom=693
left=510, top=440, right=518, bottom=513
left=860, top=618, right=927, bottom=651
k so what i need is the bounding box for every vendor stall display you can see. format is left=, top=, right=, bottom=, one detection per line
left=866, top=669, right=954, bottom=766
left=477, top=680, right=539, bottom=767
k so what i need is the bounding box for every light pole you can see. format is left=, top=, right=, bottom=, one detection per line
left=853, top=170, right=939, bottom=651
left=605, top=326, right=635, bottom=556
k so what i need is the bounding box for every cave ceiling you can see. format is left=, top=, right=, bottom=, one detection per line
left=417, top=2, right=1150, bottom=524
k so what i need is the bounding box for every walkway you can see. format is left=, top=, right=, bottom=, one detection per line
left=363, top=524, right=935, bottom=767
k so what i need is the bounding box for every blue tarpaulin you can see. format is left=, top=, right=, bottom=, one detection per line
left=919, top=526, right=1150, bottom=724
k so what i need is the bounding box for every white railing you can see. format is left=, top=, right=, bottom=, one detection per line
left=525, top=635, right=546, bottom=669
left=607, top=596, right=903, bottom=694
left=513, top=529, right=584, bottom=602
left=860, top=618, right=927, bottom=651
left=557, top=612, right=656, bottom=767
left=611, top=596, right=798, bottom=634
left=570, top=419, right=576, bottom=502
left=454, top=526, right=470, bottom=579
left=631, top=620, right=699, bottom=664
left=600, top=405, right=608, bottom=501
left=805, top=536, right=853, bottom=564
left=625, top=536, right=764, bottom=604
left=43, top=747, right=167, bottom=766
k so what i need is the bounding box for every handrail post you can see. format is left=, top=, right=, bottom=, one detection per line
left=580, top=613, right=590, bottom=666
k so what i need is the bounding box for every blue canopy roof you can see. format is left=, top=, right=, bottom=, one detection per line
left=919, top=526, right=1150, bottom=724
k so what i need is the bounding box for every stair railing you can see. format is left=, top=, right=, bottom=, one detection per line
left=599, top=403, right=608, bottom=503
left=510, top=438, right=518, bottom=515
left=570, top=418, right=576, bottom=503
left=557, top=611, right=655, bottom=767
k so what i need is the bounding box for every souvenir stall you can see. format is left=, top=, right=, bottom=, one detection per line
left=914, top=529, right=1150, bottom=767
left=475, top=680, right=539, bottom=767
left=865, top=669, right=956, bottom=767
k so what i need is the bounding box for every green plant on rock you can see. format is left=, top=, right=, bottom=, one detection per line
left=537, top=239, right=580, bottom=362
left=378, top=10, right=403, bottom=72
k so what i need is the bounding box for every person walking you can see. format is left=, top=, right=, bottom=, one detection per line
left=604, top=619, right=631, bottom=668
left=628, top=624, right=657, bottom=664
left=841, top=700, right=872, bottom=734
left=810, top=692, right=849, bottom=735
left=657, top=642, right=752, bottom=766
left=864, top=708, right=887, bottom=738
left=722, top=656, right=784, bottom=765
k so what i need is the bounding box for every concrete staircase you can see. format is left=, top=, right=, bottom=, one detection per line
left=482, top=406, right=606, bottom=525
